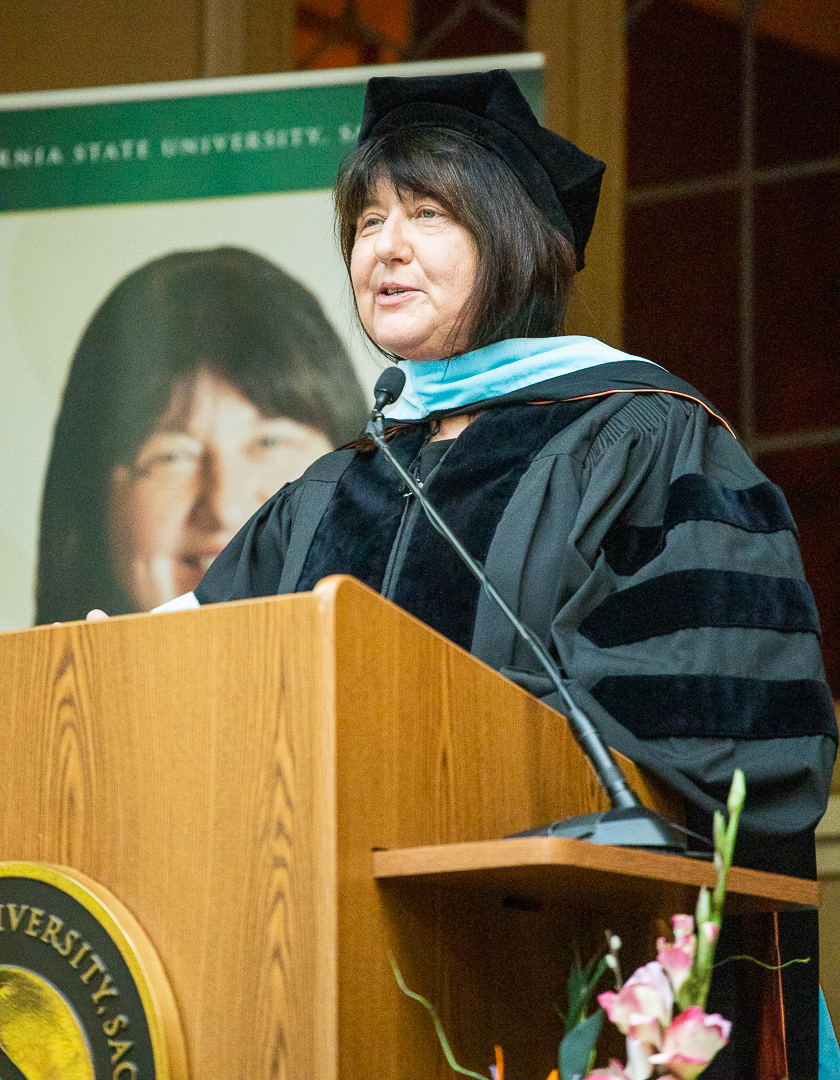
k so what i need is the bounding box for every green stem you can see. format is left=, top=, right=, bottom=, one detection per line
left=677, top=769, right=746, bottom=1011
left=390, top=955, right=489, bottom=1080
left=713, top=955, right=809, bottom=972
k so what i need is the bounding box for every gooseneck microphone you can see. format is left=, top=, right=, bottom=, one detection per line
left=372, top=366, right=408, bottom=414
left=365, top=368, right=688, bottom=851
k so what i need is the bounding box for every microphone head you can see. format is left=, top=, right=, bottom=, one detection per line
left=372, top=367, right=406, bottom=409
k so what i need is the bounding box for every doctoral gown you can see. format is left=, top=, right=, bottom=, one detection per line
left=195, top=357, right=837, bottom=1077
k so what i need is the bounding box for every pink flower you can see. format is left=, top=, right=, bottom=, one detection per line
left=584, top=1063, right=631, bottom=1079
left=626, top=1012, right=661, bottom=1050
left=671, top=915, right=694, bottom=942
left=649, top=1006, right=731, bottom=1080
left=599, top=962, right=674, bottom=1041
left=657, top=915, right=696, bottom=995
left=656, top=938, right=694, bottom=994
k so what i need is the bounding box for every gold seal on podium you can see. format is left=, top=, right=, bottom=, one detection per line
left=0, top=862, right=187, bottom=1079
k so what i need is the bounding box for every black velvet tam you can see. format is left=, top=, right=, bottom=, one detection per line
left=359, top=69, right=606, bottom=270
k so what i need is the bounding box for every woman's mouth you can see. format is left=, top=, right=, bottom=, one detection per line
left=377, top=284, right=419, bottom=306
left=181, top=551, right=224, bottom=574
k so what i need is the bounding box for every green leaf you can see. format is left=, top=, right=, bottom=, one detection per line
left=565, top=958, right=587, bottom=1020
left=563, top=952, right=610, bottom=1032
left=559, top=1009, right=604, bottom=1080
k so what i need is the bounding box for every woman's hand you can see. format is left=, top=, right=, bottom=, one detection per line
left=50, top=609, right=110, bottom=626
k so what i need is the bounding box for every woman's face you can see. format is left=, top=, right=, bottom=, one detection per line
left=350, top=180, right=478, bottom=360
left=108, top=367, right=332, bottom=611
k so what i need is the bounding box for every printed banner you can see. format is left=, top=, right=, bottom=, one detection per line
left=0, top=55, right=542, bottom=630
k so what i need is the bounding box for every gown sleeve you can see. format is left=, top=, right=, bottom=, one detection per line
left=475, top=392, right=838, bottom=848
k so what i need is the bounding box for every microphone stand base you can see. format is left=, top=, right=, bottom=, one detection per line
left=508, top=806, right=689, bottom=853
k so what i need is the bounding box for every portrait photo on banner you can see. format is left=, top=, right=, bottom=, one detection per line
left=1, top=190, right=372, bottom=627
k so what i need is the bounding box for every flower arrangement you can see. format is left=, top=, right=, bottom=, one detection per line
left=591, top=926, right=731, bottom=1080
left=392, top=770, right=746, bottom=1080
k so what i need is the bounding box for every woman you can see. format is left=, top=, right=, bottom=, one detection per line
left=36, top=246, right=368, bottom=622
left=106, top=73, right=835, bottom=1071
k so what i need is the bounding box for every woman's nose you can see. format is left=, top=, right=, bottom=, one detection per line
left=189, top=455, right=255, bottom=534
left=373, top=215, right=411, bottom=263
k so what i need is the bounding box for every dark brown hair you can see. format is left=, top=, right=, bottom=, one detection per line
left=334, top=126, right=577, bottom=358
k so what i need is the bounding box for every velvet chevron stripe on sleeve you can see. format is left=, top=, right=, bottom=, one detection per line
left=578, top=569, right=821, bottom=647
left=601, top=474, right=796, bottom=576
left=590, top=674, right=837, bottom=740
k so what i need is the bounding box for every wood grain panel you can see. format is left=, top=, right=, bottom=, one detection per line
left=0, top=0, right=203, bottom=92
left=0, top=594, right=336, bottom=1079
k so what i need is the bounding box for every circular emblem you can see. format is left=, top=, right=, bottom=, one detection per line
left=0, top=863, right=187, bottom=1079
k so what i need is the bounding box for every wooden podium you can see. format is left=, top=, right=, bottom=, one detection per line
left=0, top=576, right=816, bottom=1079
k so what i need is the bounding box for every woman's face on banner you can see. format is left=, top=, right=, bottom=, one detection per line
left=107, top=366, right=332, bottom=611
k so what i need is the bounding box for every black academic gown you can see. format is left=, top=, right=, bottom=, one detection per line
left=196, top=360, right=837, bottom=1076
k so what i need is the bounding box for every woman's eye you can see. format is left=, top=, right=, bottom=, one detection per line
left=132, top=441, right=201, bottom=478
left=252, top=434, right=283, bottom=452
left=142, top=451, right=192, bottom=472
left=417, top=204, right=446, bottom=221
left=359, top=213, right=383, bottom=231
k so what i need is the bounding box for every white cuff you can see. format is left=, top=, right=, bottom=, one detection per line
left=151, top=591, right=200, bottom=614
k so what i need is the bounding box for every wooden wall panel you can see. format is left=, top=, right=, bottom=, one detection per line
left=1, top=0, right=204, bottom=92
left=527, top=0, right=626, bottom=347
left=0, top=0, right=296, bottom=94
